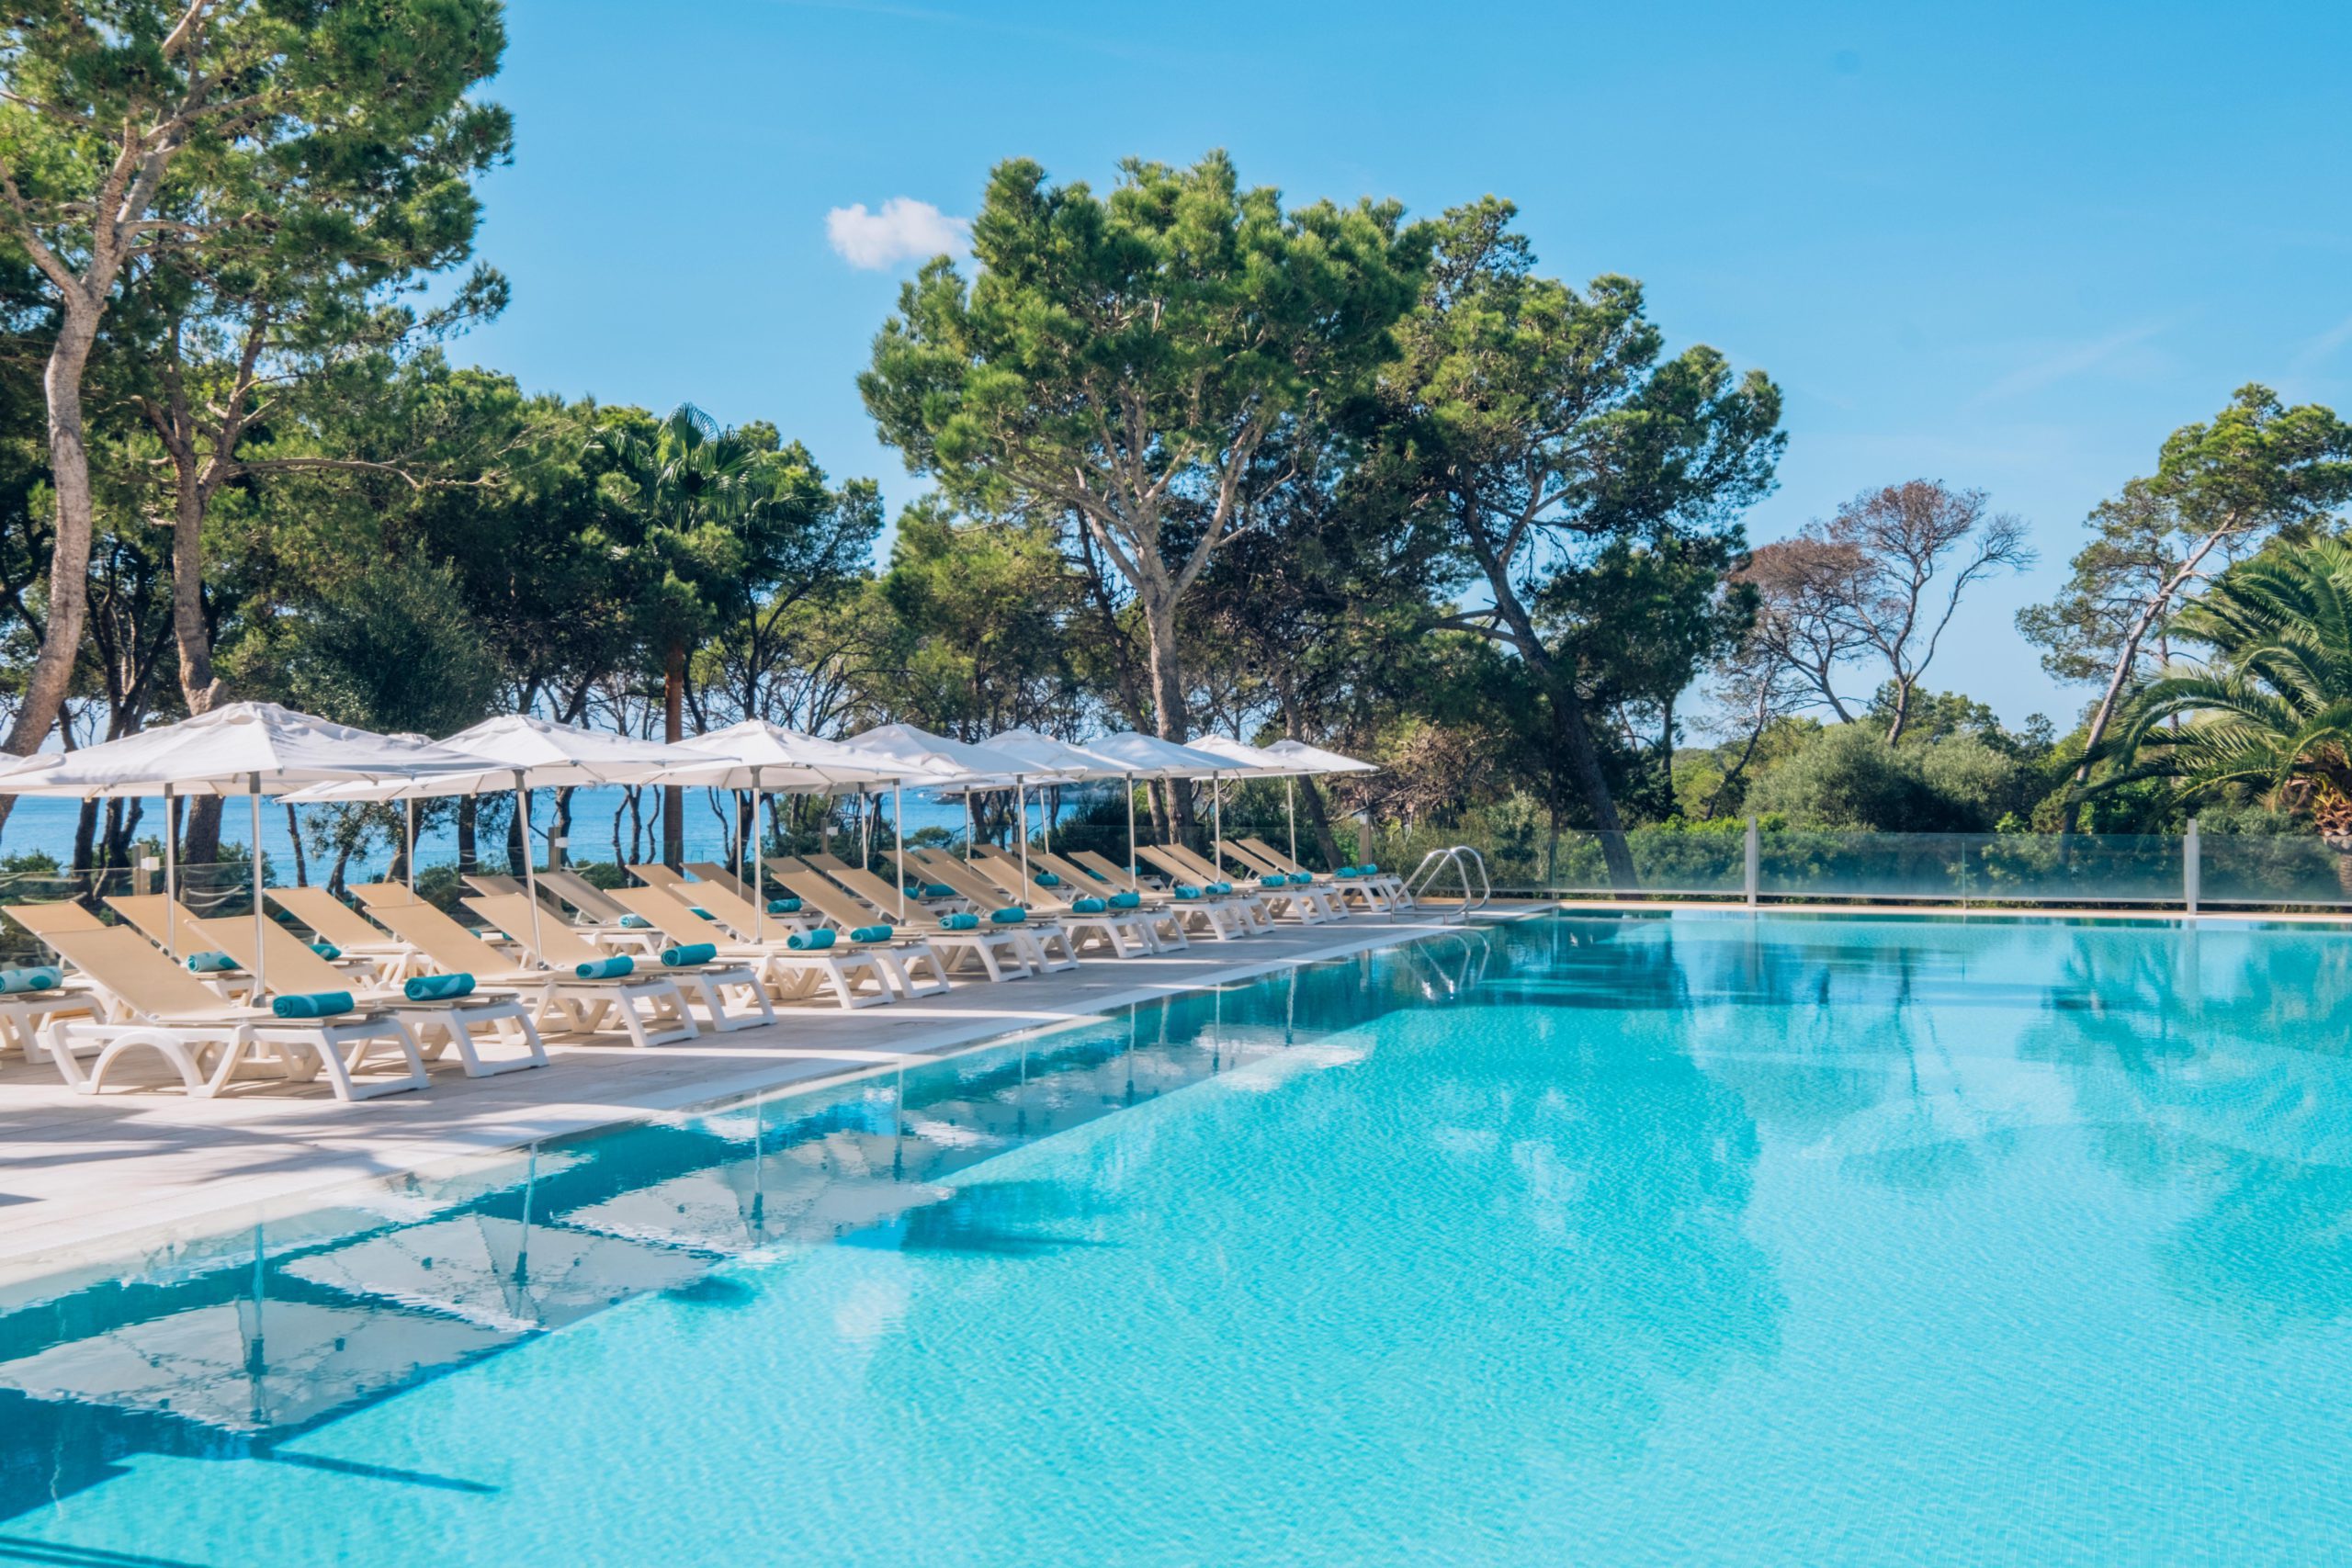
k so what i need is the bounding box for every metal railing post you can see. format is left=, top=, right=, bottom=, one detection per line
left=2184, top=818, right=2200, bottom=917
left=1744, top=817, right=1759, bottom=908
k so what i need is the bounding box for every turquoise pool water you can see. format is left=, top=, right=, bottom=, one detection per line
left=5, top=913, right=2352, bottom=1565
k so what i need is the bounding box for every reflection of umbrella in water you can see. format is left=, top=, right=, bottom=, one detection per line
left=0, top=1297, right=509, bottom=1434
left=283, top=1214, right=711, bottom=1334
left=561, top=1140, right=948, bottom=1253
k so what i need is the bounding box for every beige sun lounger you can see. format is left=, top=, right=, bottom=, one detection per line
left=891, top=851, right=1080, bottom=972
left=1238, top=835, right=1407, bottom=909
left=0, top=903, right=105, bottom=1062
left=264, top=886, right=425, bottom=974
left=538, top=867, right=638, bottom=925
left=353, top=884, right=699, bottom=1049
left=1136, top=845, right=1278, bottom=931
left=640, top=863, right=947, bottom=997
left=967, top=846, right=1170, bottom=957
left=1012, top=847, right=1192, bottom=951
left=465, top=893, right=772, bottom=1035
left=767, top=863, right=1029, bottom=986
left=35, top=926, right=425, bottom=1100
left=1168, top=840, right=1343, bottom=923
left=1217, top=840, right=1351, bottom=921
left=605, top=885, right=901, bottom=1009
left=187, top=912, right=545, bottom=1078
left=1077, top=848, right=1255, bottom=942
left=682, top=862, right=758, bottom=902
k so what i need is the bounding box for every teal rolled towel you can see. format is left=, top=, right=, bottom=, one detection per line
left=310, top=942, right=342, bottom=960
left=988, top=908, right=1027, bottom=925
left=618, top=913, right=652, bottom=929
left=787, top=929, right=837, bottom=951
left=1070, top=897, right=1106, bottom=914
left=573, top=954, right=635, bottom=979
left=1335, top=866, right=1361, bottom=878
left=1362, top=864, right=1378, bottom=875
left=1173, top=885, right=1202, bottom=901
left=921, top=883, right=956, bottom=899
left=0, top=965, right=62, bottom=993
left=848, top=924, right=894, bottom=943
left=1208, top=881, right=1232, bottom=895
left=662, top=942, right=718, bottom=967
left=938, top=911, right=979, bottom=931
left=767, top=897, right=801, bottom=914
left=186, top=952, right=239, bottom=974
left=272, top=990, right=354, bottom=1019
left=1035, top=871, right=1060, bottom=887
left=1260, top=876, right=1283, bottom=890
left=405, top=973, right=476, bottom=1001
left=1107, top=891, right=1141, bottom=909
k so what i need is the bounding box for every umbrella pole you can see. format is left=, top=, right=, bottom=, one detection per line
left=248, top=775, right=266, bottom=993
left=1214, top=774, right=1224, bottom=874
left=1126, top=773, right=1138, bottom=893
left=163, top=784, right=175, bottom=955
left=751, top=767, right=764, bottom=944
left=404, top=798, right=416, bottom=893
left=894, top=784, right=906, bottom=921
left=514, top=772, right=544, bottom=959
left=1287, top=775, right=1296, bottom=863
left=1017, top=777, right=1030, bottom=893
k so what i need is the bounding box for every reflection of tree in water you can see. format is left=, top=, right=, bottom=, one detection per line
left=846, top=928, right=1782, bottom=1545
left=2021, top=925, right=2352, bottom=1331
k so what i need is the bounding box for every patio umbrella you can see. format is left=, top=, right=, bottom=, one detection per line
left=847, top=724, right=1072, bottom=894
left=1084, top=732, right=1249, bottom=888
left=655, top=721, right=940, bottom=930
left=1184, top=735, right=1311, bottom=870
left=286, top=714, right=683, bottom=961
left=977, top=728, right=1153, bottom=886
left=0, top=703, right=506, bottom=989
left=1260, top=739, right=1380, bottom=861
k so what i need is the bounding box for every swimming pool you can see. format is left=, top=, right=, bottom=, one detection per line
left=4, top=912, right=2350, bottom=1565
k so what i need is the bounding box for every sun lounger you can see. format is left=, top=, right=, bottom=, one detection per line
left=767, top=863, right=1031, bottom=986
left=1086, top=848, right=1257, bottom=941
left=466, top=874, right=657, bottom=954
left=647, top=861, right=954, bottom=997
left=967, top=846, right=1169, bottom=956
left=1013, top=847, right=1192, bottom=950
left=537, top=868, right=638, bottom=926
left=0, top=904, right=104, bottom=1062
left=605, top=885, right=900, bottom=1009
left=352, top=884, right=699, bottom=1049
left=1238, top=835, right=1407, bottom=909
left=1177, top=840, right=1346, bottom=922
left=35, top=926, right=426, bottom=1100
left=682, top=862, right=758, bottom=902
left=465, top=893, right=772, bottom=1034
left=892, top=851, right=1082, bottom=971
left=265, top=886, right=425, bottom=975
left=1136, top=845, right=1278, bottom=931
left=187, top=912, right=546, bottom=1078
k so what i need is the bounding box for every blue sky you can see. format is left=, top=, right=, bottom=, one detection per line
left=458, top=0, right=2352, bottom=730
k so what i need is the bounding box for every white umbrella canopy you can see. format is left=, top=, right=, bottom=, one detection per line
left=1261, top=739, right=1380, bottom=774
left=654, top=719, right=944, bottom=791
left=980, top=728, right=1136, bottom=782
left=0, top=702, right=507, bottom=798
left=846, top=722, right=1057, bottom=787
left=1082, top=731, right=1237, bottom=779
left=1182, top=735, right=1307, bottom=777
left=279, top=715, right=685, bottom=804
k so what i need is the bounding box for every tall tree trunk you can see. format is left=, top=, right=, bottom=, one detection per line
left=457, top=796, right=478, bottom=873
left=1297, top=776, right=1344, bottom=872
left=662, top=639, right=685, bottom=865
left=1139, top=591, right=1196, bottom=839
left=506, top=795, right=527, bottom=874
left=550, top=786, right=572, bottom=869
left=70, top=797, right=98, bottom=876
left=0, top=309, right=102, bottom=837
left=284, top=803, right=309, bottom=887
left=172, top=435, right=229, bottom=863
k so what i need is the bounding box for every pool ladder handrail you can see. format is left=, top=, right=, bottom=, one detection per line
left=1402, top=845, right=1491, bottom=922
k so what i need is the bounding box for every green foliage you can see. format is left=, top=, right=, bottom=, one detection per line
left=1746, top=723, right=2026, bottom=832
left=231, top=555, right=499, bottom=737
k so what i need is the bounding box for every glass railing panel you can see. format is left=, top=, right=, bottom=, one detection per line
left=1757, top=831, right=1969, bottom=900
left=2199, top=833, right=2352, bottom=908
left=1966, top=834, right=2183, bottom=904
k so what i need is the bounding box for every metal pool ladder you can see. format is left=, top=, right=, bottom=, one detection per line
left=1403, top=845, right=1492, bottom=922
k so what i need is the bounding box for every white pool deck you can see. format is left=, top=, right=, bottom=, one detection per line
left=0, top=907, right=1519, bottom=1286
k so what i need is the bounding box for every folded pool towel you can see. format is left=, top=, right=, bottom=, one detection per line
left=1335, top=866, right=1362, bottom=879
left=185, top=952, right=239, bottom=974
left=661, top=942, right=718, bottom=967
left=1208, top=881, right=1233, bottom=895
left=767, top=897, right=801, bottom=915
left=988, top=908, right=1028, bottom=925
left=921, top=883, right=956, bottom=899
left=1035, top=871, right=1061, bottom=887
left=310, top=942, right=343, bottom=960
left=404, top=973, right=476, bottom=1001
left=0, top=965, right=62, bottom=994
left=1107, top=891, right=1142, bottom=910
left=1362, top=864, right=1379, bottom=876
left=848, top=924, right=894, bottom=943
left=938, top=911, right=979, bottom=931
left=618, top=913, right=653, bottom=929
left=787, top=929, right=837, bottom=951
left=1069, top=897, right=1106, bottom=914
left=272, top=990, right=354, bottom=1019
left=573, top=955, right=635, bottom=979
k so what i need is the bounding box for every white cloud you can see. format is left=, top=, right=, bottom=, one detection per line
left=825, top=197, right=970, bottom=271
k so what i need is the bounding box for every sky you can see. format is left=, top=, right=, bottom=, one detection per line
left=454, top=0, right=2352, bottom=731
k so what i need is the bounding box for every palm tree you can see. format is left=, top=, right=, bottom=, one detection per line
left=591, top=404, right=771, bottom=864
left=2112, top=536, right=2352, bottom=839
